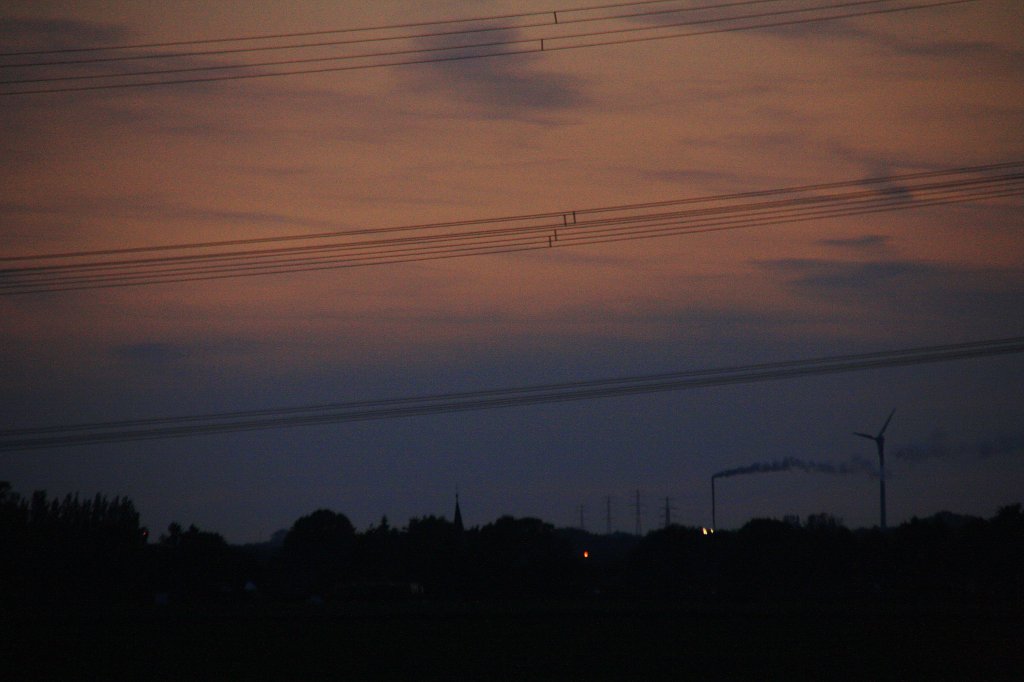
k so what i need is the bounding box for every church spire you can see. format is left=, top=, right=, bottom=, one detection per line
left=453, top=489, right=464, bottom=533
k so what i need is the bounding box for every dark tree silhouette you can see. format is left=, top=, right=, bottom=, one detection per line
left=351, top=515, right=403, bottom=587
left=3, top=479, right=1021, bottom=611
left=401, top=515, right=464, bottom=595
left=0, top=483, right=146, bottom=603
left=278, top=509, right=356, bottom=598
left=150, top=522, right=250, bottom=602
left=471, top=516, right=578, bottom=597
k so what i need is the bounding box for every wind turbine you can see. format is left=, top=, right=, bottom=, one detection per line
left=854, top=409, right=895, bottom=531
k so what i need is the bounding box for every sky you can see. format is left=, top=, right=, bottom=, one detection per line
left=2, top=0, right=1023, bottom=543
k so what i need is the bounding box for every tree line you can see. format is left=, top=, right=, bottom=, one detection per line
left=1, top=481, right=1021, bottom=609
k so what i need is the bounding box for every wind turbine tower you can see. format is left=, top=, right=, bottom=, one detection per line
left=854, top=409, right=895, bottom=531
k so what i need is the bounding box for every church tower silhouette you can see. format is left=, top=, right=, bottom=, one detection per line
left=453, top=491, right=464, bottom=533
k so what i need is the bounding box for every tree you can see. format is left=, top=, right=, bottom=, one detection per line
left=472, top=516, right=577, bottom=597
left=0, top=484, right=145, bottom=603
left=152, top=522, right=247, bottom=601
left=279, top=509, right=357, bottom=597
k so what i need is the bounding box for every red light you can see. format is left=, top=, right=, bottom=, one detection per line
left=583, top=550, right=589, bottom=559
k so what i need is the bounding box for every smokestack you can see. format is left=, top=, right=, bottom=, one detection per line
left=711, top=477, right=716, bottom=529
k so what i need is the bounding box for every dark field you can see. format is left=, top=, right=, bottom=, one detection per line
left=5, top=601, right=1021, bottom=681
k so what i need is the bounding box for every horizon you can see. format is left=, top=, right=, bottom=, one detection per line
left=4, top=475, right=1020, bottom=545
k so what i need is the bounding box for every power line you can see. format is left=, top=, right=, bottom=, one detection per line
left=7, top=161, right=1016, bottom=263
left=4, top=173, right=1018, bottom=293
left=2, top=162, right=1019, bottom=295
left=0, top=0, right=762, bottom=57
left=0, top=0, right=980, bottom=96
left=1, top=0, right=787, bottom=65
left=2, top=335, right=1021, bottom=451
left=0, top=0, right=972, bottom=88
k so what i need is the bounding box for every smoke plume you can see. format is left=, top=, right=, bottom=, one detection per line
left=712, top=455, right=876, bottom=480
left=895, top=430, right=1024, bottom=461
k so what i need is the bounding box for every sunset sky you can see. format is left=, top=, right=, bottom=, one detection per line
left=2, top=0, right=1022, bottom=542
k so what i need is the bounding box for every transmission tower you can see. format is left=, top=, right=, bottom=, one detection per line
left=662, top=497, right=676, bottom=529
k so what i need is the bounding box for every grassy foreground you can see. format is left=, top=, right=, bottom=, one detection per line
left=5, top=600, right=1021, bottom=680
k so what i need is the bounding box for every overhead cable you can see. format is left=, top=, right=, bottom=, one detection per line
left=0, top=0, right=980, bottom=95
left=0, top=0, right=788, bottom=62
left=1, top=162, right=1020, bottom=295
left=1, top=336, right=1021, bottom=451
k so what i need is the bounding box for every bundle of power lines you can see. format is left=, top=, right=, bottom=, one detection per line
left=0, top=0, right=980, bottom=95
left=2, top=162, right=1020, bottom=295
left=2, top=336, right=1021, bottom=451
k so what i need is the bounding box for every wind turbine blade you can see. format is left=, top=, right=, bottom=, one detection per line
left=878, top=408, right=896, bottom=437
left=853, top=432, right=876, bottom=440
